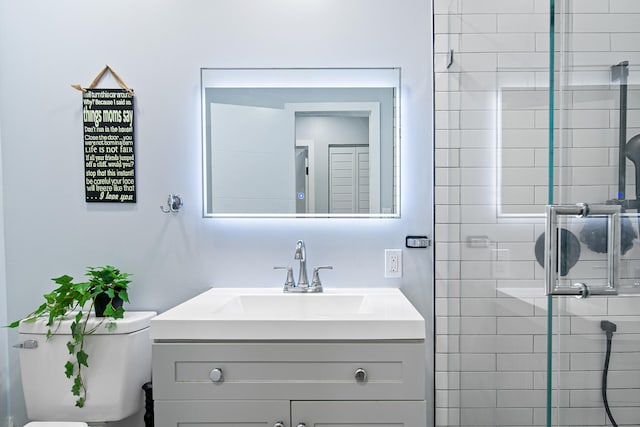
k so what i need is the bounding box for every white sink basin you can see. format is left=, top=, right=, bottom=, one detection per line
left=214, top=294, right=369, bottom=318
left=150, top=287, right=425, bottom=340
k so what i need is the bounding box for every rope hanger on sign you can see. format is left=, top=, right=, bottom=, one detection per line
left=71, top=64, right=134, bottom=96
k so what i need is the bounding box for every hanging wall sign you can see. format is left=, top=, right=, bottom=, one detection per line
left=82, top=88, right=136, bottom=202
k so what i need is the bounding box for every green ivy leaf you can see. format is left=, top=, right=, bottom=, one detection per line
left=103, top=304, right=115, bottom=317
left=66, top=341, right=75, bottom=354
left=43, top=292, right=56, bottom=304
left=64, top=361, right=74, bottom=378
left=77, top=350, right=89, bottom=367
left=112, top=306, right=125, bottom=319
left=6, top=320, right=20, bottom=328
left=46, top=312, right=56, bottom=328
left=71, top=376, right=82, bottom=395
left=52, top=274, right=74, bottom=287
left=75, top=281, right=91, bottom=295
left=75, top=397, right=85, bottom=408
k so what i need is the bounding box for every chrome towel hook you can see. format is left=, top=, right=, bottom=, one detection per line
left=446, top=49, right=454, bottom=69
left=160, top=194, right=183, bottom=213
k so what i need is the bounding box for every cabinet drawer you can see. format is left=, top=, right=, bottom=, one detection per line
left=154, top=400, right=289, bottom=427
left=153, top=341, right=425, bottom=400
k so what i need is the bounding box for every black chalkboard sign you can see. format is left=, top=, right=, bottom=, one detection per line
left=83, top=88, right=135, bottom=202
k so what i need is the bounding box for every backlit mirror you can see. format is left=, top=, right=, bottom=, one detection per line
left=201, top=68, right=400, bottom=218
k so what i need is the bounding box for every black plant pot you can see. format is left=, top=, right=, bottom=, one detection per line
left=94, top=290, right=124, bottom=317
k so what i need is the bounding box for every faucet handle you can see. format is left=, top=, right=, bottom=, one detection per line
left=274, top=266, right=295, bottom=290
left=311, top=266, right=333, bottom=289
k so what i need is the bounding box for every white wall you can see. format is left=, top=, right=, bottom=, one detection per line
left=0, top=1, right=433, bottom=426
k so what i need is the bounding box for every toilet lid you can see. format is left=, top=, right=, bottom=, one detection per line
left=24, top=422, right=88, bottom=427
left=18, top=311, right=157, bottom=335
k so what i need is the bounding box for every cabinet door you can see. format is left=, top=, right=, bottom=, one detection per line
left=291, top=401, right=426, bottom=426
left=154, top=400, right=289, bottom=427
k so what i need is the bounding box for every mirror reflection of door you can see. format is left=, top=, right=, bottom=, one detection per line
left=210, top=103, right=293, bottom=213
left=295, top=110, right=375, bottom=214
left=329, top=145, right=370, bottom=213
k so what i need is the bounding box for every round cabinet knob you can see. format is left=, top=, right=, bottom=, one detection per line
left=209, top=368, right=223, bottom=383
left=354, top=368, right=367, bottom=383
left=297, top=424, right=307, bottom=427
left=273, top=422, right=285, bottom=427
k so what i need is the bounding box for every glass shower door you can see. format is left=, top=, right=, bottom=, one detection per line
left=547, top=1, right=640, bottom=425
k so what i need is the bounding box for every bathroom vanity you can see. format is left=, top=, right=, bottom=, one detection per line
left=150, top=288, right=426, bottom=426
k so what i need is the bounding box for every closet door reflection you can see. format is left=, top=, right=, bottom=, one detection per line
left=329, top=145, right=370, bottom=214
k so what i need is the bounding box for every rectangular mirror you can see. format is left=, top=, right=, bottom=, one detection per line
left=201, top=68, right=401, bottom=218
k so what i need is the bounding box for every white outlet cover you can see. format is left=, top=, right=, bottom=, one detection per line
left=385, top=249, right=402, bottom=278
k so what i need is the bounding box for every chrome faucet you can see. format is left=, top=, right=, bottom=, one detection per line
left=276, top=240, right=331, bottom=293
left=294, top=240, right=309, bottom=288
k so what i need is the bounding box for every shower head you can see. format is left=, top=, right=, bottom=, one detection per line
left=580, top=215, right=637, bottom=255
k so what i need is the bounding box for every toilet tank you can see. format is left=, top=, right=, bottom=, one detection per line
left=17, top=311, right=156, bottom=422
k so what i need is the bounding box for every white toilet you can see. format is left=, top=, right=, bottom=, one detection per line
left=17, top=311, right=157, bottom=426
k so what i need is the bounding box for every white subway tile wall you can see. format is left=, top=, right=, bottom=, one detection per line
left=434, top=0, right=640, bottom=426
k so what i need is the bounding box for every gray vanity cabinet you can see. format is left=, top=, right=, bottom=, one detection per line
left=152, top=341, right=426, bottom=426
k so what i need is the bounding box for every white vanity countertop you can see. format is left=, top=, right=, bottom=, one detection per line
left=150, top=287, right=425, bottom=341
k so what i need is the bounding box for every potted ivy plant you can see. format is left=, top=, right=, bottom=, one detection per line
left=9, top=265, right=132, bottom=408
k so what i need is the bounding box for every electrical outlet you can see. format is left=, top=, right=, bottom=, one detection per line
left=385, top=249, right=402, bottom=278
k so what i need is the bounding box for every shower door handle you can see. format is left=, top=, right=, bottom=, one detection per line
left=545, top=203, right=620, bottom=297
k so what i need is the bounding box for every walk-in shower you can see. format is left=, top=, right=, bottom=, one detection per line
left=432, top=1, right=640, bottom=426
